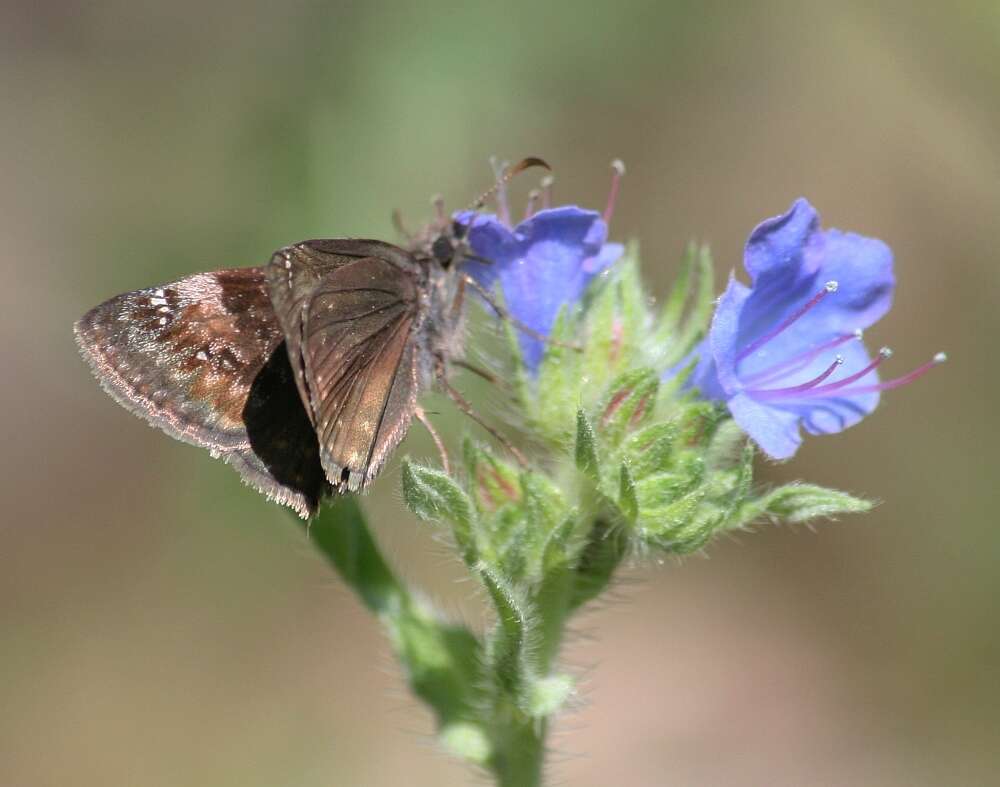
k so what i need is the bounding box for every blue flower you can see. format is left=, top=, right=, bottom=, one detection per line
left=690, top=198, right=944, bottom=460
left=455, top=166, right=624, bottom=370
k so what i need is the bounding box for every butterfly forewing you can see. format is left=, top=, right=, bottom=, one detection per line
left=74, top=268, right=328, bottom=517
left=302, top=256, right=421, bottom=490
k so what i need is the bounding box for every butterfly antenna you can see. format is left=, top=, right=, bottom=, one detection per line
left=464, top=157, right=552, bottom=213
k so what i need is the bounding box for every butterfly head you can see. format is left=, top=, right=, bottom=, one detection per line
left=410, top=157, right=550, bottom=270
left=427, top=218, right=469, bottom=269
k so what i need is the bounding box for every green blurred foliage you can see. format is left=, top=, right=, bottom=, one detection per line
left=2, top=0, right=999, bottom=784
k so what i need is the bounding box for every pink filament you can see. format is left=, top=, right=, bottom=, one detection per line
left=736, top=281, right=837, bottom=362
left=603, top=160, right=625, bottom=225
left=749, top=356, right=843, bottom=399
left=541, top=175, right=554, bottom=210
left=523, top=189, right=541, bottom=220
left=490, top=156, right=511, bottom=227
left=791, top=349, right=891, bottom=397
left=818, top=354, right=946, bottom=396
left=743, top=331, right=861, bottom=386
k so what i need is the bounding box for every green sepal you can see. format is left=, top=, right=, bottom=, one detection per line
left=464, top=437, right=522, bottom=515
left=658, top=240, right=697, bottom=333
left=625, top=421, right=680, bottom=478
left=533, top=305, right=582, bottom=442
left=657, top=242, right=715, bottom=369
left=574, top=409, right=600, bottom=480
left=581, top=265, right=619, bottom=395
left=594, top=367, right=659, bottom=444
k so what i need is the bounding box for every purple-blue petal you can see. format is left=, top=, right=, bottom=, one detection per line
left=744, top=339, right=881, bottom=442
left=744, top=198, right=820, bottom=284
left=695, top=198, right=897, bottom=459
left=727, top=392, right=803, bottom=460
left=738, top=200, right=895, bottom=352
left=707, top=273, right=752, bottom=395
left=459, top=205, right=620, bottom=370
left=584, top=242, right=624, bottom=275
left=687, top=343, right=727, bottom=401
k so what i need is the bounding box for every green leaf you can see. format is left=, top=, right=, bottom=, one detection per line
left=402, top=459, right=477, bottom=564
left=534, top=513, right=583, bottom=672
left=479, top=563, right=537, bottom=697
left=540, top=514, right=584, bottom=576
left=388, top=605, right=485, bottom=728
left=302, top=499, right=484, bottom=733
left=306, top=496, right=405, bottom=615
left=739, top=483, right=873, bottom=526
left=569, top=516, right=630, bottom=611
left=575, top=409, right=600, bottom=480
left=618, top=462, right=638, bottom=523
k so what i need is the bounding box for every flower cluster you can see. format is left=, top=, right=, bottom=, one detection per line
left=458, top=179, right=943, bottom=459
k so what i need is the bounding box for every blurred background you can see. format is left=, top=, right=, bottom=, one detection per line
left=2, top=1, right=997, bottom=784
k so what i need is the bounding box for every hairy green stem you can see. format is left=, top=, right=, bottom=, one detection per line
left=490, top=715, right=546, bottom=787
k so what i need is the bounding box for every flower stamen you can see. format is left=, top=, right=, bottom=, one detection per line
left=743, top=329, right=863, bottom=386
left=489, top=155, right=512, bottom=227
left=524, top=188, right=541, bottom=220
left=541, top=175, right=554, bottom=210
left=748, top=356, right=844, bottom=398
left=790, top=347, right=893, bottom=397
left=736, top=280, right=838, bottom=362
left=603, top=159, right=626, bottom=225
left=816, top=352, right=947, bottom=396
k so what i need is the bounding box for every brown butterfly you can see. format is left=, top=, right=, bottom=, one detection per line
left=74, top=159, right=549, bottom=517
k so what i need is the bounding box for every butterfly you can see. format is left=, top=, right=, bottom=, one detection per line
left=74, top=158, right=549, bottom=518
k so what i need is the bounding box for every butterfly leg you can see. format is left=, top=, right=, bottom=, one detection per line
left=449, top=278, right=513, bottom=392
left=451, top=358, right=511, bottom=391
left=414, top=406, right=450, bottom=475
left=460, top=274, right=582, bottom=352
left=436, top=362, right=527, bottom=468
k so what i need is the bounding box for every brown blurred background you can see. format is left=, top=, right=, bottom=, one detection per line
left=2, top=1, right=997, bottom=785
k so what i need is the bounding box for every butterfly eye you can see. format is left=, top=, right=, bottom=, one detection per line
left=451, top=219, right=468, bottom=240
left=432, top=235, right=454, bottom=265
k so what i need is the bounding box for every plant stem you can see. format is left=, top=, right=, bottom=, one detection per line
left=491, top=716, right=546, bottom=787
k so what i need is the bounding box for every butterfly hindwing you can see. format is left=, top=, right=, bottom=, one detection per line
left=74, top=268, right=328, bottom=517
